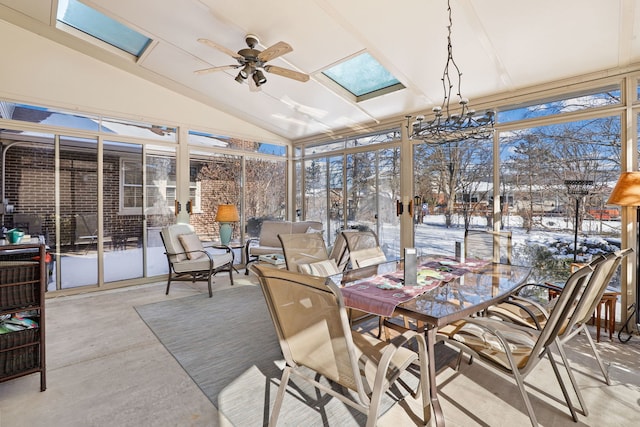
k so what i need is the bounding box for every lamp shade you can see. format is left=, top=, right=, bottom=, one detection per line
left=215, top=204, right=239, bottom=222
left=607, top=172, right=640, bottom=207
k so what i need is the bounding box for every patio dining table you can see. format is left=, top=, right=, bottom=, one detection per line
left=328, top=255, right=532, bottom=427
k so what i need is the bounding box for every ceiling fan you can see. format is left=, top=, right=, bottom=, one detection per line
left=195, top=34, right=310, bottom=90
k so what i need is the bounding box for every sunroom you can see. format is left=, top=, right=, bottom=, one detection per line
left=1, top=0, right=640, bottom=425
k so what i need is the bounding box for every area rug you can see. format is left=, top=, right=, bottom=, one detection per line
left=135, top=285, right=454, bottom=426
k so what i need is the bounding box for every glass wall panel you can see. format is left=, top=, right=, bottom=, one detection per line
left=498, top=85, right=621, bottom=123
left=304, top=158, right=328, bottom=231
left=345, top=129, right=401, bottom=148
left=145, top=147, right=177, bottom=276
left=189, top=131, right=241, bottom=150
left=413, top=138, right=493, bottom=256
left=327, top=156, right=343, bottom=246
left=294, top=159, right=302, bottom=219
left=304, top=141, right=345, bottom=156
left=103, top=141, right=144, bottom=282
left=303, top=148, right=401, bottom=259
left=346, top=151, right=377, bottom=231
left=100, top=118, right=176, bottom=142
left=58, top=136, right=98, bottom=288
left=245, top=156, right=287, bottom=241
left=249, top=142, right=286, bottom=157
left=500, top=116, right=621, bottom=284
left=377, top=147, right=401, bottom=260
left=0, top=102, right=99, bottom=129
left=1, top=135, right=56, bottom=290
left=188, top=152, right=242, bottom=240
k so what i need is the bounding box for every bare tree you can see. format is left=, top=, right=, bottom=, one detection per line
left=414, top=138, right=492, bottom=228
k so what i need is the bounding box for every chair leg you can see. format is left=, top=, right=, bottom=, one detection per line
left=511, top=368, right=539, bottom=427
left=581, top=324, right=611, bottom=385
left=547, top=346, right=584, bottom=420
left=207, top=273, right=213, bottom=298
left=228, top=264, right=234, bottom=286
left=244, top=258, right=256, bottom=275
left=165, top=275, right=172, bottom=295
left=366, top=385, right=385, bottom=427
left=269, top=366, right=292, bottom=427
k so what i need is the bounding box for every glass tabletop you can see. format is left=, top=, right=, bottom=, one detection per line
left=330, top=255, right=532, bottom=327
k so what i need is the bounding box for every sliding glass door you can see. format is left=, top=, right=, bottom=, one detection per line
left=57, top=136, right=99, bottom=289
left=103, top=140, right=144, bottom=282
left=302, top=147, right=401, bottom=258
left=145, top=147, right=177, bottom=276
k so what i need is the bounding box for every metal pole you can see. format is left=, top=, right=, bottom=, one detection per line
left=636, top=207, right=640, bottom=328
left=573, top=197, right=579, bottom=262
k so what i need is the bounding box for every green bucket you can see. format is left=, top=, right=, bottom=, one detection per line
left=6, top=229, right=24, bottom=244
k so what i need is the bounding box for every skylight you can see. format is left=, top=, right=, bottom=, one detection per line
left=322, top=52, right=404, bottom=100
left=57, top=0, right=151, bottom=57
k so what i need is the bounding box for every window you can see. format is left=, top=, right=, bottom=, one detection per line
left=188, top=130, right=286, bottom=156
left=57, top=0, right=151, bottom=58
left=121, top=158, right=143, bottom=212
left=346, top=129, right=401, bottom=148
left=498, top=85, right=621, bottom=123
left=322, top=52, right=404, bottom=101
left=0, top=100, right=176, bottom=141
left=121, top=157, right=199, bottom=214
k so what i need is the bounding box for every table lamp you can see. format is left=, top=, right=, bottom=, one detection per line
left=606, top=171, right=640, bottom=341
left=215, top=204, right=239, bottom=246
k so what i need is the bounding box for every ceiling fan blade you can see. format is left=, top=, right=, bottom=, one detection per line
left=257, top=41, right=293, bottom=63
left=197, top=38, right=243, bottom=61
left=194, top=64, right=240, bottom=75
left=264, top=65, right=309, bottom=82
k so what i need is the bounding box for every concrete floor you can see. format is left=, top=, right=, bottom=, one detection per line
left=1, top=272, right=640, bottom=427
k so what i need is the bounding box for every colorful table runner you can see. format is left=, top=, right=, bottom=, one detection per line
left=340, top=257, right=489, bottom=317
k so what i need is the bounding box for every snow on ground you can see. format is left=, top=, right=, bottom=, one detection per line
left=379, top=214, right=621, bottom=259
left=53, top=213, right=622, bottom=291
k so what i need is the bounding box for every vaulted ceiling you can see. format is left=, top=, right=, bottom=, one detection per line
left=1, top=0, right=638, bottom=143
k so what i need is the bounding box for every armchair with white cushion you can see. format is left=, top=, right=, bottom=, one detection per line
left=160, top=223, right=234, bottom=297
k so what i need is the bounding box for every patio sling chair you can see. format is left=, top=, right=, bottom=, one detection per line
left=343, top=230, right=388, bottom=268
left=328, top=230, right=350, bottom=272
left=159, top=223, right=234, bottom=297
left=437, top=263, right=598, bottom=427
left=277, top=232, right=339, bottom=276
left=252, top=264, right=431, bottom=426
left=342, top=230, right=417, bottom=337
left=464, top=229, right=513, bottom=264
left=74, top=213, right=99, bottom=253
left=487, top=248, right=632, bottom=386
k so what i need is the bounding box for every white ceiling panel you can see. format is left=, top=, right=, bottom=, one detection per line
left=0, top=0, right=51, bottom=24
left=1, top=0, right=638, bottom=141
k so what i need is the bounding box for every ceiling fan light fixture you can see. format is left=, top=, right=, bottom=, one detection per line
left=196, top=34, right=309, bottom=89
left=253, top=69, right=267, bottom=86
left=239, top=64, right=252, bottom=79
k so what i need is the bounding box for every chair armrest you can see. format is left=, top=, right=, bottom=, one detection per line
left=514, top=282, right=563, bottom=301
left=245, top=238, right=260, bottom=261
left=205, top=244, right=234, bottom=264
left=373, top=330, right=428, bottom=398
left=205, top=243, right=232, bottom=253
left=164, top=249, right=191, bottom=258
left=497, top=296, right=550, bottom=329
